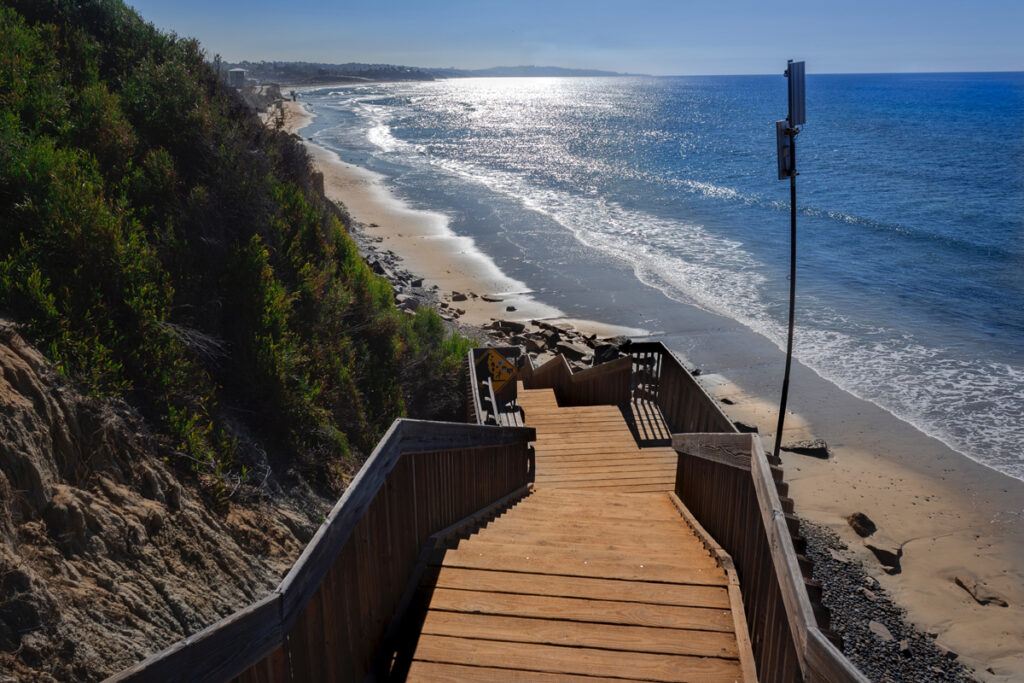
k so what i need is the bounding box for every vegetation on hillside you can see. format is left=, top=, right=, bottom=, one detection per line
left=0, top=0, right=471, bottom=495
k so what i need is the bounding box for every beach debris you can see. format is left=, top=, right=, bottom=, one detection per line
left=864, top=537, right=903, bottom=575
left=491, top=320, right=526, bottom=334
left=859, top=587, right=878, bottom=601
left=954, top=575, right=1009, bottom=607
left=781, top=438, right=830, bottom=459
left=592, top=336, right=631, bottom=365
left=869, top=620, right=894, bottom=643
left=556, top=341, right=592, bottom=362
left=451, top=291, right=468, bottom=302
left=847, top=512, right=877, bottom=537
left=719, top=397, right=736, bottom=405
left=829, top=548, right=849, bottom=563
left=733, top=421, right=759, bottom=433
left=481, top=295, right=503, bottom=302
left=394, top=294, right=419, bottom=312
left=523, top=337, right=545, bottom=354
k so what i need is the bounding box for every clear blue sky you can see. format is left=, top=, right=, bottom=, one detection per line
left=127, top=0, right=1023, bottom=75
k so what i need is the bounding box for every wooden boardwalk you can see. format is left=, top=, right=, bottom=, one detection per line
left=400, top=387, right=754, bottom=682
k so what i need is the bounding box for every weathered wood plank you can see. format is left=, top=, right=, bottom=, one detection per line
left=436, top=550, right=726, bottom=585
left=450, top=541, right=718, bottom=569
left=536, top=468, right=676, bottom=483
left=424, top=588, right=735, bottom=632
left=420, top=611, right=740, bottom=659
left=412, top=634, right=744, bottom=683
left=405, top=661, right=631, bottom=683
left=430, top=567, right=731, bottom=608
left=538, top=480, right=677, bottom=493
left=467, top=527, right=708, bottom=552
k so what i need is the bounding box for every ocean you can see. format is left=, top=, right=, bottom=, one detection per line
left=297, top=73, right=1024, bottom=481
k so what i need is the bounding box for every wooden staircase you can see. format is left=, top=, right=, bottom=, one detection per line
left=392, top=388, right=755, bottom=682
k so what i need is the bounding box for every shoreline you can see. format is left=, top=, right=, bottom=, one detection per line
left=277, top=97, right=1024, bottom=680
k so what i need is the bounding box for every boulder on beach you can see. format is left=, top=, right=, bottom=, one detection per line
left=954, top=575, right=1009, bottom=607
left=864, top=536, right=903, bottom=575
left=556, top=341, right=592, bottom=362
left=847, top=512, right=878, bottom=537
left=781, top=438, right=830, bottom=459
left=491, top=319, right=526, bottom=334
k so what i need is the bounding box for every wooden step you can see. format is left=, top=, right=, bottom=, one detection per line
left=419, top=611, right=740, bottom=659
left=450, top=541, right=718, bottom=569
left=429, top=567, right=731, bottom=609
left=411, top=634, right=743, bottom=683
left=422, top=590, right=735, bottom=632
left=405, top=661, right=627, bottom=683
left=437, top=548, right=725, bottom=584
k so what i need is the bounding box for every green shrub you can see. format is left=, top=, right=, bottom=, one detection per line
left=0, top=0, right=470, bottom=495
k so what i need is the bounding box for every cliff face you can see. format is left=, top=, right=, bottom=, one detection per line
left=0, top=321, right=325, bottom=681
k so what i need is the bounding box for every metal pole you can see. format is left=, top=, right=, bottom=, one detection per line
left=773, top=127, right=797, bottom=463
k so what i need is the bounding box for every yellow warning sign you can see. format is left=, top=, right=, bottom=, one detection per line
left=477, top=349, right=516, bottom=394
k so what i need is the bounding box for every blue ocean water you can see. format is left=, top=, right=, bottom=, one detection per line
left=300, top=73, right=1024, bottom=480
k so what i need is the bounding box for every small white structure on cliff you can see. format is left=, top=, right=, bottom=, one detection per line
left=227, top=68, right=247, bottom=88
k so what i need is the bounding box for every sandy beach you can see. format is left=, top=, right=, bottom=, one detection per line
left=277, top=97, right=1024, bottom=680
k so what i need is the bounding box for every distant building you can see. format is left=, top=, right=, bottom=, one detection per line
left=227, top=68, right=247, bottom=88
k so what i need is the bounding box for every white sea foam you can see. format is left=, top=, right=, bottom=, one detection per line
left=310, top=86, right=1024, bottom=482
left=423, top=155, right=1024, bottom=481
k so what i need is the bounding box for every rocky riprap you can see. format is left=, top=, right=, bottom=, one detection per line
left=802, top=521, right=976, bottom=682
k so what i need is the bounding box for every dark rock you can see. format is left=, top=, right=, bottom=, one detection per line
left=451, top=291, right=467, bottom=302
left=591, top=344, right=619, bottom=365
left=491, top=320, right=526, bottom=334
left=781, top=438, right=830, bottom=459
left=954, top=575, right=1009, bottom=607
left=394, top=294, right=419, bottom=312
left=539, top=328, right=560, bottom=344
left=898, top=639, right=911, bottom=656
left=523, top=337, right=546, bottom=354
left=719, top=397, right=736, bottom=405
left=733, top=421, right=759, bottom=434
left=410, top=277, right=424, bottom=288
left=556, top=341, right=591, bottom=362
left=481, top=295, right=503, bottom=303
left=506, top=305, right=516, bottom=312
left=847, top=512, right=877, bottom=538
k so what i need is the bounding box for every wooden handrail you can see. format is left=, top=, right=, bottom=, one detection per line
left=109, top=419, right=535, bottom=683
left=629, top=342, right=736, bottom=434
left=521, top=353, right=632, bottom=407
left=672, top=433, right=867, bottom=683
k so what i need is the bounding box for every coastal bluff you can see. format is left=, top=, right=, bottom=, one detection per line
left=0, top=320, right=326, bottom=680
